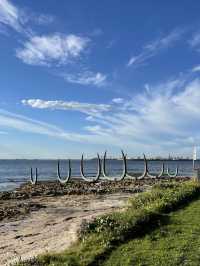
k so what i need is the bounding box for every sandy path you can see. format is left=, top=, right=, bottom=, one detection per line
left=0, top=193, right=132, bottom=265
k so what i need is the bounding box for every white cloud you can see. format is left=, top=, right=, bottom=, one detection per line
left=16, top=34, right=89, bottom=66
left=64, top=71, right=107, bottom=86
left=22, top=99, right=110, bottom=116
left=189, top=32, right=200, bottom=48
left=0, top=0, right=22, bottom=32
left=192, top=65, right=200, bottom=72
left=0, top=109, right=122, bottom=149
left=0, top=109, right=102, bottom=143
left=84, top=125, right=112, bottom=135
left=34, top=14, right=54, bottom=25
left=89, top=78, right=200, bottom=153
left=20, top=77, right=200, bottom=153
left=0, top=0, right=55, bottom=36
left=0, top=1, right=103, bottom=87
left=0, top=109, right=64, bottom=136
left=112, top=98, right=124, bottom=104
left=127, top=56, right=137, bottom=67
left=57, top=76, right=200, bottom=154
left=127, top=28, right=184, bottom=67
left=3, top=76, right=200, bottom=155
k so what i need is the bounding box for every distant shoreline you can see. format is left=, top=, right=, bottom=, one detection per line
left=0, top=158, right=197, bottom=161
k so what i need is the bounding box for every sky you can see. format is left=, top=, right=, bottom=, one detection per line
left=0, top=0, right=200, bottom=158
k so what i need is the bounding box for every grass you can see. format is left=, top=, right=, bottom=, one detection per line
left=103, top=196, right=200, bottom=266
left=15, top=181, right=200, bottom=266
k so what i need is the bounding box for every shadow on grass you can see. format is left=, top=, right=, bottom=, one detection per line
left=89, top=194, right=200, bottom=266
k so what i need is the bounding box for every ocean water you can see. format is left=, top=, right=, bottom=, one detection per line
left=0, top=159, right=198, bottom=192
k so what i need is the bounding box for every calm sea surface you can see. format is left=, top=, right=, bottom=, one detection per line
left=0, top=159, right=199, bottom=192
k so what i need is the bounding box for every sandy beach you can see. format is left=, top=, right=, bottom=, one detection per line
left=0, top=192, right=133, bottom=265
left=0, top=179, right=188, bottom=265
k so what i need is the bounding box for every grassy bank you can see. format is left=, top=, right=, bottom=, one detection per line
left=103, top=193, right=200, bottom=266
left=16, top=181, right=200, bottom=266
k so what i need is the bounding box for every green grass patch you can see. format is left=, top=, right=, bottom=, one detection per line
left=16, top=181, right=200, bottom=266
left=103, top=195, right=200, bottom=266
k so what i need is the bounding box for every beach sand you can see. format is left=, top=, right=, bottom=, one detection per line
left=0, top=178, right=189, bottom=265
left=0, top=192, right=132, bottom=265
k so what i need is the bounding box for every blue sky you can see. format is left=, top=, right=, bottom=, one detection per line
left=1, top=0, right=200, bottom=158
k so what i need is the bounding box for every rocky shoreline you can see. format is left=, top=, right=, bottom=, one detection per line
left=0, top=177, right=190, bottom=200
left=0, top=177, right=190, bottom=222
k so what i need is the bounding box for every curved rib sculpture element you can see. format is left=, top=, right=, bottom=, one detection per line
left=125, top=155, right=148, bottom=180
left=144, top=155, right=165, bottom=179
left=167, top=165, right=179, bottom=178
left=126, top=154, right=148, bottom=180
left=102, top=150, right=126, bottom=181
left=140, top=155, right=164, bottom=179
left=121, top=154, right=164, bottom=180
left=143, top=154, right=157, bottom=179
left=80, top=154, right=101, bottom=182
left=30, top=168, right=38, bottom=185
left=157, top=163, right=165, bottom=178
left=57, top=160, right=71, bottom=184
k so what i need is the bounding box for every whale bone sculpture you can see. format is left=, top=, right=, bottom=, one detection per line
left=30, top=167, right=38, bottom=185
left=57, top=160, right=71, bottom=184
left=80, top=153, right=101, bottom=182
left=125, top=154, right=147, bottom=180
left=156, top=163, right=165, bottom=178
left=102, top=150, right=126, bottom=181
left=166, top=165, right=179, bottom=178
left=125, top=154, right=165, bottom=179
left=144, top=155, right=165, bottom=179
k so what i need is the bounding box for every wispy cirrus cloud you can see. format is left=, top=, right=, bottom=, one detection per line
left=0, top=0, right=23, bottom=32
left=0, top=75, right=198, bottom=155
left=0, top=109, right=122, bottom=149
left=127, top=28, right=185, bottom=68
left=16, top=34, right=89, bottom=66
left=0, top=0, right=55, bottom=34
left=33, top=14, right=55, bottom=25
left=0, top=0, right=107, bottom=88
left=63, top=71, right=107, bottom=87
left=192, top=65, right=200, bottom=72
left=112, top=98, right=124, bottom=104
left=78, top=77, right=200, bottom=153
left=18, top=75, right=200, bottom=154
left=189, top=31, right=200, bottom=49
left=21, top=99, right=110, bottom=116
left=0, top=109, right=97, bottom=143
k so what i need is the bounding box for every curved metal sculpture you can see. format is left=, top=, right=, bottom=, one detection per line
left=102, top=150, right=126, bottom=181
left=80, top=154, right=101, bottom=182
left=125, top=154, right=148, bottom=180
left=57, top=160, right=71, bottom=184
left=144, top=154, right=157, bottom=179
left=30, top=167, right=38, bottom=185
left=167, top=165, right=179, bottom=178
left=157, top=163, right=165, bottom=178
left=125, top=154, right=164, bottom=179
left=144, top=155, right=165, bottom=179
